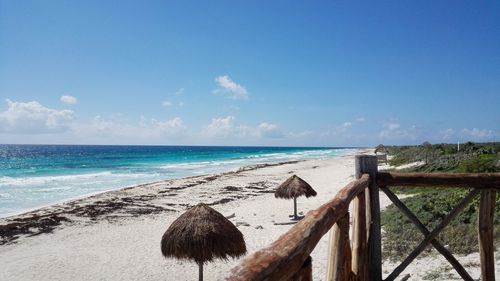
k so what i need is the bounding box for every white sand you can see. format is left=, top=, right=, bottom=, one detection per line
left=379, top=160, right=425, bottom=171
left=0, top=150, right=492, bottom=280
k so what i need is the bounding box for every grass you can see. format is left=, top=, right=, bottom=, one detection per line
left=422, top=267, right=445, bottom=280
left=422, top=265, right=458, bottom=280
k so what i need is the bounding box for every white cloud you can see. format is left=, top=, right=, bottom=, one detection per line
left=327, top=121, right=354, bottom=135
left=258, top=122, right=277, bottom=131
left=91, top=115, right=114, bottom=133
left=175, top=88, right=185, bottom=95
left=342, top=122, right=353, bottom=128
left=384, top=123, right=400, bottom=131
left=205, top=116, right=241, bottom=138
left=0, top=99, right=75, bottom=134
left=202, top=116, right=283, bottom=139
left=163, top=100, right=184, bottom=108
left=288, top=130, right=315, bottom=138
left=60, top=95, right=78, bottom=105
left=461, top=128, right=494, bottom=140
left=151, top=117, right=184, bottom=132
left=356, top=117, right=365, bottom=122
left=378, top=123, right=417, bottom=141
left=440, top=128, right=455, bottom=140
left=213, top=75, right=248, bottom=100
left=258, top=122, right=284, bottom=138
left=320, top=121, right=354, bottom=137
left=86, top=115, right=185, bottom=140
left=162, top=101, right=173, bottom=107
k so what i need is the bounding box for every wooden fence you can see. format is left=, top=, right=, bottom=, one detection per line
left=225, top=155, right=500, bottom=281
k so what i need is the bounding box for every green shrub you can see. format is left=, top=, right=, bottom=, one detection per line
left=382, top=188, right=500, bottom=260
left=457, top=154, right=499, bottom=173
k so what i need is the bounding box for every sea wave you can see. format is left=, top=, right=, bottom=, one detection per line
left=0, top=147, right=354, bottom=217
left=0, top=172, right=111, bottom=186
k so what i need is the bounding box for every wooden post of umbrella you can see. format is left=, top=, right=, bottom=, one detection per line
left=275, top=175, right=317, bottom=220
left=161, top=203, right=247, bottom=281
left=293, top=196, right=298, bottom=220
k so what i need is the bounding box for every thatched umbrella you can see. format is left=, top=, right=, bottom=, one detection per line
left=374, top=144, right=387, bottom=154
left=274, top=175, right=317, bottom=220
left=161, top=203, right=246, bottom=281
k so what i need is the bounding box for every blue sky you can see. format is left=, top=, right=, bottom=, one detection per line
left=1, top=1, right=499, bottom=146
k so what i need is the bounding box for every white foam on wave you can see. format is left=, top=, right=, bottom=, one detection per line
left=159, top=161, right=212, bottom=170
left=0, top=172, right=114, bottom=188
left=0, top=170, right=169, bottom=218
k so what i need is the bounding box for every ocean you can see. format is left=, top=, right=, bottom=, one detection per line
left=0, top=145, right=354, bottom=217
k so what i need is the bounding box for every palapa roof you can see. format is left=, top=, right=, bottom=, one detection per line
left=274, top=175, right=317, bottom=199
left=422, top=141, right=432, bottom=147
left=161, top=203, right=246, bottom=264
left=374, top=144, right=388, bottom=154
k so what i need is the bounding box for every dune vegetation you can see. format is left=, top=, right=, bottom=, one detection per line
left=381, top=142, right=500, bottom=260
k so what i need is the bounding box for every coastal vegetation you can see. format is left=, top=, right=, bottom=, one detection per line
left=381, top=142, right=500, bottom=261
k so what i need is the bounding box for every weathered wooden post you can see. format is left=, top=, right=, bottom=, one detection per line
left=355, top=155, right=381, bottom=281
left=352, top=186, right=367, bottom=281
left=326, top=213, right=351, bottom=281
left=479, top=189, right=496, bottom=281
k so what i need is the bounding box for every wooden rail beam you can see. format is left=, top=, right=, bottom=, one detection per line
left=225, top=175, right=370, bottom=281
left=289, top=256, right=313, bottom=281
left=377, top=172, right=500, bottom=189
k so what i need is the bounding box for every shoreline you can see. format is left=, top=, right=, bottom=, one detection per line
left=0, top=160, right=304, bottom=220
left=0, top=158, right=310, bottom=245
left=0, top=147, right=358, bottom=220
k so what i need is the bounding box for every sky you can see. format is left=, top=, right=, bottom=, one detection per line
left=0, top=1, right=499, bottom=147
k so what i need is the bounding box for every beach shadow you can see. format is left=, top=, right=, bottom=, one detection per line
left=274, top=215, right=305, bottom=225
left=274, top=221, right=298, bottom=225
left=289, top=214, right=305, bottom=220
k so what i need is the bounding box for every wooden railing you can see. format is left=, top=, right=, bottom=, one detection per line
left=377, top=172, right=499, bottom=281
left=225, top=155, right=500, bottom=281
left=226, top=173, right=370, bottom=281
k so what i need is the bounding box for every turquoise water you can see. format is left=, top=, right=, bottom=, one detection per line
left=0, top=145, right=353, bottom=217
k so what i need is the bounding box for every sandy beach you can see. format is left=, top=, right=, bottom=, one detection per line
left=0, top=150, right=494, bottom=280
